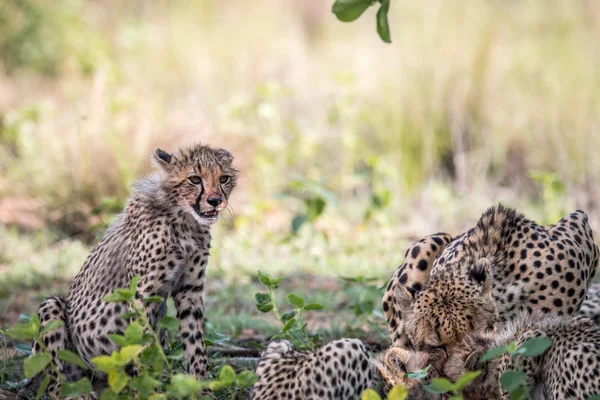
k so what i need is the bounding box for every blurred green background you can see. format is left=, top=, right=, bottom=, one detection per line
left=1, top=0, right=600, bottom=326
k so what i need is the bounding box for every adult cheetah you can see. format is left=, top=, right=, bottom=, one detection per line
left=382, top=205, right=599, bottom=349
left=33, top=144, right=237, bottom=398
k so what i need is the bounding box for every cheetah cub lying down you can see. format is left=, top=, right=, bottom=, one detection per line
left=33, top=144, right=237, bottom=398
left=376, top=311, right=600, bottom=400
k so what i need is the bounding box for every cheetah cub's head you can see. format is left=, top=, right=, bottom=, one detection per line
left=394, top=258, right=498, bottom=353
left=152, top=144, right=237, bottom=226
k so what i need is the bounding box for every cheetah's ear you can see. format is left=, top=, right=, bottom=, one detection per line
left=393, top=284, right=417, bottom=315
left=469, top=258, right=493, bottom=298
left=215, top=148, right=234, bottom=164
left=152, top=148, right=175, bottom=172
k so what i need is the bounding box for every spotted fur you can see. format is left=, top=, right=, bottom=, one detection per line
left=384, top=205, right=599, bottom=350
left=250, top=339, right=374, bottom=400
left=33, top=144, right=237, bottom=398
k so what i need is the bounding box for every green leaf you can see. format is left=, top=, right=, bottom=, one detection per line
left=236, top=369, right=258, bottom=387
left=480, top=345, right=509, bottom=362
left=40, top=320, right=64, bottom=336
left=120, top=311, right=138, bottom=319
left=142, top=296, right=164, bottom=303
left=36, top=375, right=51, bottom=400
left=167, top=348, right=184, bottom=360
left=102, top=292, right=128, bottom=303
left=288, top=293, right=305, bottom=309
left=282, top=318, right=297, bottom=332
left=58, top=349, right=88, bottom=370
left=24, top=353, right=51, bottom=378
left=306, top=197, right=327, bottom=221
left=281, top=311, right=297, bottom=323
left=508, top=386, right=529, bottom=400
left=257, top=303, right=274, bottom=313
left=6, top=316, right=40, bottom=341
left=332, top=0, right=374, bottom=22
left=255, top=292, right=271, bottom=304
left=166, top=374, right=206, bottom=398
left=429, top=377, right=455, bottom=392
left=291, top=213, right=308, bottom=235
left=125, top=322, right=144, bottom=343
left=516, top=337, right=552, bottom=357
left=130, top=374, right=161, bottom=398
left=140, top=345, right=163, bottom=371
left=129, top=275, right=140, bottom=294
left=376, top=0, right=391, bottom=43
left=257, top=271, right=272, bottom=286
left=387, top=385, right=408, bottom=400
left=108, top=369, right=129, bottom=394
left=159, top=316, right=180, bottom=335
left=423, top=384, right=448, bottom=395
left=61, top=377, right=93, bottom=398
left=312, top=333, right=320, bottom=345
left=149, top=394, right=168, bottom=400
left=500, top=370, right=527, bottom=392
left=107, top=333, right=128, bottom=347
left=219, top=364, right=236, bottom=384
left=454, top=370, right=481, bottom=390
left=91, top=355, right=118, bottom=373
left=360, top=388, right=382, bottom=400
left=588, top=396, right=600, bottom=400
left=271, top=277, right=282, bottom=287
left=304, top=303, right=324, bottom=311
left=404, top=365, right=430, bottom=380
left=119, top=345, right=143, bottom=363
left=13, top=343, right=32, bottom=355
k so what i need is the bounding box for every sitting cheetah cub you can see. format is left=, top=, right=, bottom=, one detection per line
left=33, top=144, right=237, bottom=398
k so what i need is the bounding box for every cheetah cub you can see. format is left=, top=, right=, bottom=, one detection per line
left=33, top=144, right=237, bottom=398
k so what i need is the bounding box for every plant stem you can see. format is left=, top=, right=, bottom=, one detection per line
left=268, top=287, right=282, bottom=323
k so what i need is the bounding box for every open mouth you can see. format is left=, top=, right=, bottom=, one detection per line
left=198, top=209, right=219, bottom=219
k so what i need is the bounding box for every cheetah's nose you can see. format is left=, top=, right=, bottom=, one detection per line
left=207, top=194, right=223, bottom=207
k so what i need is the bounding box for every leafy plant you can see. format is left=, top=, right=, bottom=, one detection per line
left=423, top=371, right=481, bottom=400
left=360, top=385, right=407, bottom=400
left=479, top=336, right=552, bottom=400
left=255, top=271, right=324, bottom=350
left=340, top=276, right=386, bottom=338
left=332, top=0, right=392, bottom=43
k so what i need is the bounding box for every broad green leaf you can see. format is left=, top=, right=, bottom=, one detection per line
left=166, top=374, right=206, bottom=398
left=500, top=371, right=527, bottom=392
left=24, top=353, right=51, bottom=378
left=129, top=275, right=140, bottom=294
left=120, top=311, right=138, bottom=319
left=125, top=322, right=144, bottom=343
left=159, top=316, right=180, bottom=335
left=360, top=388, right=382, bottom=400
left=255, top=292, right=271, bottom=304
left=108, top=333, right=128, bottom=347
left=376, top=0, right=391, bottom=43
left=61, top=377, right=93, bottom=398
left=108, top=369, right=129, bottom=394
left=455, top=370, right=481, bottom=390
left=130, top=374, right=161, bottom=398
left=13, top=343, right=33, bottom=355
left=480, top=345, right=509, bottom=362
left=387, top=385, right=408, bottom=400
left=36, top=375, right=51, bottom=400
left=282, top=318, right=297, bottom=332
left=288, top=293, right=305, bottom=309
left=91, top=355, right=118, bottom=373
left=306, top=197, right=327, bottom=221
left=219, top=364, right=236, bottom=384
left=281, top=311, right=297, bottom=323
left=516, top=337, right=552, bottom=357
left=304, top=303, right=324, bottom=311
left=167, top=348, right=184, bottom=360
left=257, top=303, right=274, bottom=313
left=103, top=292, right=127, bottom=303
left=58, top=349, right=88, bottom=370
left=312, top=333, right=320, bottom=345
left=429, top=378, right=455, bottom=392
left=6, top=318, right=39, bottom=340
left=119, top=345, right=143, bottom=363
left=508, top=385, right=529, bottom=400
left=142, top=296, right=164, bottom=303
left=291, top=213, right=308, bottom=235
left=404, top=365, right=430, bottom=380
left=140, top=345, right=163, bottom=371
left=423, top=384, right=449, bottom=395
left=236, top=370, right=258, bottom=387
left=257, top=271, right=272, bottom=286
left=270, top=277, right=282, bottom=287
left=332, top=0, right=374, bottom=22
left=40, top=320, right=64, bottom=336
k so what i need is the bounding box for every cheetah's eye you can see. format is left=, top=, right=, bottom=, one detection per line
left=188, top=176, right=202, bottom=185
left=219, top=175, right=231, bottom=184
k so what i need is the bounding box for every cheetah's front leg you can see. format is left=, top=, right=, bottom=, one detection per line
left=172, top=267, right=208, bottom=379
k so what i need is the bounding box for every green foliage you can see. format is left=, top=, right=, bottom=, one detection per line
left=360, top=385, right=407, bottom=400
left=332, top=0, right=392, bottom=43
left=3, top=276, right=257, bottom=399
left=423, top=371, right=481, bottom=399
left=479, top=336, right=553, bottom=400
left=340, top=276, right=386, bottom=338
left=255, top=271, right=324, bottom=350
